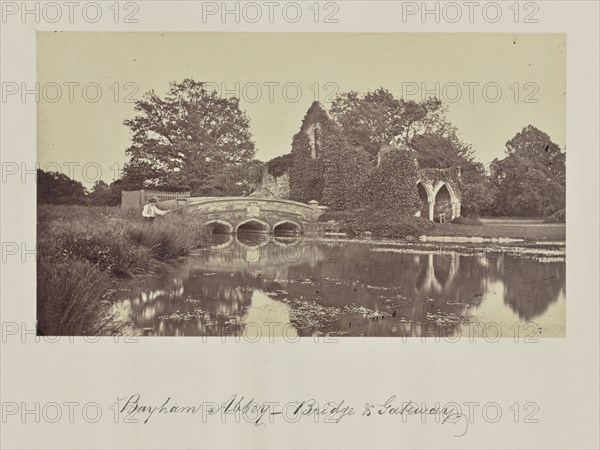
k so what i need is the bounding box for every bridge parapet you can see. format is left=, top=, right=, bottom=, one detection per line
left=182, top=196, right=328, bottom=235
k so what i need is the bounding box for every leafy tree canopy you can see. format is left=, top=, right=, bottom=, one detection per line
left=504, top=125, right=565, bottom=183
left=122, top=79, right=256, bottom=193
left=410, top=133, right=470, bottom=170
left=491, top=125, right=566, bottom=217
left=329, top=88, right=472, bottom=163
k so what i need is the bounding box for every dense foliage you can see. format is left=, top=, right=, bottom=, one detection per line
left=363, top=147, right=421, bottom=213
left=121, top=79, right=256, bottom=193
left=288, top=103, right=330, bottom=203
left=266, top=153, right=294, bottom=178
left=87, top=180, right=122, bottom=206
left=289, top=131, right=326, bottom=203
left=322, top=141, right=370, bottom=210
left=288, top=102, right=422, bottom=214
left=330, top=89, right=446, bottom=157
left=40, top=82, right=565, bottom=220
left=37, top=169, right=87, bottom=205
left=491, top=126, right=566, bottom=217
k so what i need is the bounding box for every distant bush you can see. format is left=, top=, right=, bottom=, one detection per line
left=451, top=216, right=484, bottom=226
left=543, top=209, right=566, bottom=223
left=37, top=169, right=87, bottom=205
left=320, top=208, right=434, bottom=238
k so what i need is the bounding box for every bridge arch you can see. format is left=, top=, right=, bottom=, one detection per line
left=273, top=219, right=303, bottom=236
left=236, top=217, right=271, bottom=234
left=204, top=219, right=234, bottom=234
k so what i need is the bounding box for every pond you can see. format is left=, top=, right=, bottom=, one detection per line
left=113, top=235, right=566, bottom=338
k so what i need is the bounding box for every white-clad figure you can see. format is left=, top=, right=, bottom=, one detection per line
left=142, top=197, right=168, bottom=221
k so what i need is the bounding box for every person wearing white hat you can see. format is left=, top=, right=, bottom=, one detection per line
left=142, top=197, right=168, bottom=221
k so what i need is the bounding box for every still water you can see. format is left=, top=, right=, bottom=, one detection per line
left=114, top=235, right=566, bottom=338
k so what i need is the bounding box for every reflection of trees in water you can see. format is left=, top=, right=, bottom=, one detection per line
left=278, top=245, right=561, bottom=333
left=116, top=238, right=565, bottom=336
left=500, top=257, right=565, bottom=321
left=116, top=239, right=326, bottom=336
left=275, top=247, right=487, bottom=333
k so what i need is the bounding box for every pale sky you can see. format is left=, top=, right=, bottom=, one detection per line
left=37, top=32, right=566, bottom=186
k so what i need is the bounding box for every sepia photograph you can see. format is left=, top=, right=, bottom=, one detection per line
left=36, top=32, right=566, bottom=338
left=2, top=2, right=599, bottom=449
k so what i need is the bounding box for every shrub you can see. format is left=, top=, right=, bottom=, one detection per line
left=543, top=208, right=566, bottom=223
left=451, top=216, right=484, bottom=226
left=320, top=208, right=434, bottom=238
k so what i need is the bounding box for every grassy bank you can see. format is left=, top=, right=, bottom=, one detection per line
left=37, top=205, right=207, bottom=335
left=320, top=209, right=565, bottom=242
left=430, top=220, right=566, bottom=241
left=320, top=208, right=435, bottom=238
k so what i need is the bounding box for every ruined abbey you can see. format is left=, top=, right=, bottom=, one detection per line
left=255, top=102, right=461, bottom=222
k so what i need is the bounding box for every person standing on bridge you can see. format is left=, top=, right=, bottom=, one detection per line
left=142, top=197, right=168, bottom=221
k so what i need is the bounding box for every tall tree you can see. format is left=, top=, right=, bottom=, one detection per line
left=122, top=79, right=256, bottom=192
left=492, top=126, right=566, bottom=216
left=459, top=162, right=498, bottom=217
left=329, top=88, right=468, bottom=159
left=504, top=125, right=565, bottom=183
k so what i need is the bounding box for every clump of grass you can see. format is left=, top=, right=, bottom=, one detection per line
left=127, top=219, right=205, bottom=261
left=39, top=205, right=207, bottom=277
left=37, top=242, right=127, bottom=336
left=36, top=205, right=208, bottom=336
left=55, top=227, right=161, bottom=277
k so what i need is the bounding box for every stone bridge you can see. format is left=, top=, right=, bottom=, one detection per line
left=179, top=196, right=328, bottom=235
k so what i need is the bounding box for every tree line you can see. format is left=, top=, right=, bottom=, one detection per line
left=38, top=79, right=565, bottom=218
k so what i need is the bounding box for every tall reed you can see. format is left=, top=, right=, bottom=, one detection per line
left=37, top=205, right=208, bottom=335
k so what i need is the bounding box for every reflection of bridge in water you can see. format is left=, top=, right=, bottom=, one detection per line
left=192, top=234, right=325, bottom=270
left=114, top=237, right=565, bottom=337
